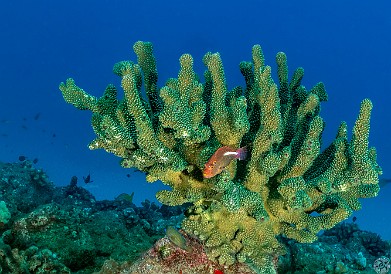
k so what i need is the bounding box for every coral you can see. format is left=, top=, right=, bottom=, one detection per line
left=0, top=201, right=11, bottom=226
left=59, top=41, right=382, bottom=271
left=359, top=231, right=390, bottom=258
left=323, top=222, right=390, bottom=258
left=278, top=222, right=391, bottom=273
left=0, top=162, right=185, bottom=272
left=98, top=230, right=256, bottom=274
left=323, top=222, right=361, bottom=244
left=6, top=199, right=158, bottom=272
left=0, top=242, right=71, bottom=273
left=0, top=161, right=55, bottom=216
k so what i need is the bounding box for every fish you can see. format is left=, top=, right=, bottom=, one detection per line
left=115, top=192, right=134, bottom=203
left=203, top=146, right=247, bottom=178
left=83, top=172, right=93, bottom=184
left=34, top=112, right=41, bottom=120
left=165, top=226, right=192, bottom=252
left=379, top=178, right=391, bottom=188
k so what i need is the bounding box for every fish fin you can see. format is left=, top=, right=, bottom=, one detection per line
left=236, top=146, right=247, bottom=160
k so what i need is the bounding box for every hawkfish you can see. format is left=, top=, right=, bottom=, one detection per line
left=203, top=146, right=247, bottom=178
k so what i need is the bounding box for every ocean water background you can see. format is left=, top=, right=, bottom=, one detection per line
left=0, top=0, right=390, bottom=240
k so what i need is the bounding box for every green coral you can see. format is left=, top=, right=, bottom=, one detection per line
left=59, top=41, right=382, bottom=272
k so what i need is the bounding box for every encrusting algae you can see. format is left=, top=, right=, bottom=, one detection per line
left=60, top=41, right=382, bottom=273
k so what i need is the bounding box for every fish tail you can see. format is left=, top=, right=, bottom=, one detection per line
left=236, top=146, right=247, bottom=160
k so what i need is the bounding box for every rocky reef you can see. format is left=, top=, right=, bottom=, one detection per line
left=0, top=160, right=389, bottom=273
left=0, top=160, right=183, bottom=273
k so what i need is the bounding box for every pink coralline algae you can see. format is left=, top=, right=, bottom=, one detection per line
left=98, top=230, right=257, bottom=274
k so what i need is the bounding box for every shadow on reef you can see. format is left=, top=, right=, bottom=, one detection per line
left=0, top=160, right=389, bottom=273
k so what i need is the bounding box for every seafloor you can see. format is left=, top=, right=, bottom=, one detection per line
left=0, top=160, right=389, bottom=273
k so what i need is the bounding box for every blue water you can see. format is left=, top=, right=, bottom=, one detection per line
left=0, top=0, right=390, bottom=240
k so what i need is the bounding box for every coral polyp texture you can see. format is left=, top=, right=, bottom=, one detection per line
left=59, top=41, right=382, bottom=272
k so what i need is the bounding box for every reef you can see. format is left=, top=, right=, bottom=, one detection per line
left=0, top=160, right=183, bottom=273
left=0, top=161, right=389, bottom=273
left=279, top=222, right=390, bottom=273
left=59, top=41, right=382, bottom=272
left=100, top=221, right=391, bottom=274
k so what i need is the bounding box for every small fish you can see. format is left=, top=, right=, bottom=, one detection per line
left=116, top=192, right=134, bottom=203
left=83, top=172, right=93, bottom=184
left=166, top=226, right=192, bottom=252
left=34, top=112, right=41, bottom=120
left=203, top=146, right=247, bottom=178
left=379, top=178, right=391, bottom=188
left=352, top=216, right=357, bottom=223
left=214, top=270, right=224, bottom=274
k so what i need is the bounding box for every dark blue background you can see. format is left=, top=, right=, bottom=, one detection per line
left=0, top=0, right=390, bottom=239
